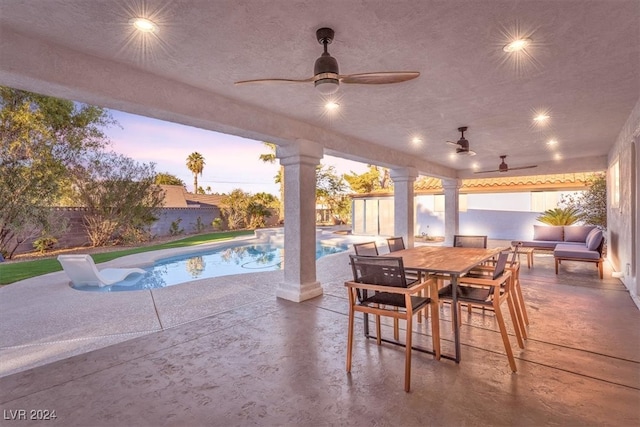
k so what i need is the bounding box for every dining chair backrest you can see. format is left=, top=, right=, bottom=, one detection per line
left=492, top=251, right=510, bottom=280
left=453, top=235, right=487, bottom=248
left=353, top=241, right=379, bottom=256
left=509, top=243, right=521, bottom=267
left=386, top=237, right=405, bottom=252
left=349, top=255, right=408, bottom=289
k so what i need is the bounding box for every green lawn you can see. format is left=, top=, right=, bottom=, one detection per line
left=0, top=230, right=254, bottom=286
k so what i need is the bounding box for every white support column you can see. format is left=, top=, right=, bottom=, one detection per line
left=390, top=167, right=419, bottom=248
left=275, top=140, right=323, bottom=302
left=442, top=178, right=462, bottom=246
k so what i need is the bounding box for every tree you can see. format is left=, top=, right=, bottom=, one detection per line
left=186, top=152, right=205, bottom=193
left=536, top=207, right=581, bottom=226
left=219, top=189, right=275, bottom=230
left=67, top=151, right=165, bottom=246
left=0, top=87, right=113, bottom=257
left=259, top=142, right=284, bottom=221
left=247, top=192, right=277, bottom=228
left=343, top=165, right=392, bottom=193
left=154, top=172, right=185, bottom=187
left=220, top=189, right=251, bottom=230
left=316, top=165, right=350, bottom=224
left=561, top=173, right=607, bottom=229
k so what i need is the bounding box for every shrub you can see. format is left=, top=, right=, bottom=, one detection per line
left=561, top=174, right=607, bottom=230
left=195, top=216, right=206, bottom=233
left=169, top=218, right=184, bottom=236
left=33, top=234, right=58, bottom=253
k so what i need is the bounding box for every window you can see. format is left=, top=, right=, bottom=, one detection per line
left=611, top=158, right=620, bottom=209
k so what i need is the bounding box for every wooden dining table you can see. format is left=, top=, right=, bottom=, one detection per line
left=386, top=245, right=503, bottom=362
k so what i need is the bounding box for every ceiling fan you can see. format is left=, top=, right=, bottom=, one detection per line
left=475, top=155, right=538, bottom=174
left=447, top=126, right=476, bottom=156
left=234, top=27, right=420, bottom=95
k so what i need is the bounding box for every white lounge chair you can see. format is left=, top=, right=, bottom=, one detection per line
left=57, top=254, right=146, bottom=287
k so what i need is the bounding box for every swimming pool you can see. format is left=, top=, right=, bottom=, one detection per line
left=72, top=240, right=349, bottom=292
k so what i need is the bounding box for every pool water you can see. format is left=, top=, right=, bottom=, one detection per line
left=73, top=241, right=348, bottom=292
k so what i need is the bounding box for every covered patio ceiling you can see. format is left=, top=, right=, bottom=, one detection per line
left=0, top=1, right=638, bottom=179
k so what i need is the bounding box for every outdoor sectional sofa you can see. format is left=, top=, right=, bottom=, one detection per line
left=512, top=225, right=605, bottom=279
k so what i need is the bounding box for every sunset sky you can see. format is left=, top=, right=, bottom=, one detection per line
left=107, top=110, right=369, bottom=195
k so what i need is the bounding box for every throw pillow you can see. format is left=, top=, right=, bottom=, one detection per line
left=585, top=227, right=599, bottom=244
left=533, top=225, right=563, bottom=241
left=587, top=230, right=604, bottom=251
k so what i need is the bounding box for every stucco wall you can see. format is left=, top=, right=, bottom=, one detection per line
left=354, top=196, right=546, bottom=241
left=415, top=208, right=543, bottom=241
left=607, top=97, right=640, bottom=300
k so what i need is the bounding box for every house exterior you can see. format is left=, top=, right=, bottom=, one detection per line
left=153, top=185, right=224, bottom=236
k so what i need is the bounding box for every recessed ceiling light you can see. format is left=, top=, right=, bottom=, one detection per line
left=547, top=139, right=557, bottom=146
left=129, top=17, right=158, bottom=33
left=472, top=163, right=479, bottom=170
left=554, top=153, right=562, bottom=160
left=412, top=136, right=423, bottom=144
left=503, top=38, right=532, bottom=53
left=325, top=101, right=340, bottom=111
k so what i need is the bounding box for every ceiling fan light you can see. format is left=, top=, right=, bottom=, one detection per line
left=129, top=17, right=157, bottom=33
left=315, top=78, right=339, bottom=95
left=456, top=149, right=476, bottom=156
left=503, top=38, right=531, bottom=53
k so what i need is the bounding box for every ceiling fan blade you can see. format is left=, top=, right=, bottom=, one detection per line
left=474, top=169, right=501, bottom=174
left=508, top=165, right=538, bottom=171
left=446, top=140, right=460, bottom=147
left=339, top=71, right=420, bottom=84
left=459, top=149, right=477, bottom=157
left=234, top=77, right=314, bottom=85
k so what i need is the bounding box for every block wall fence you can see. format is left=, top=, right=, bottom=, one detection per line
left=13, top=207, right=226, bottom=255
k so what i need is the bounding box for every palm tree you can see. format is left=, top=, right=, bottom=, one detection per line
left=536, top=207, right=581, bottom=225
left=259, top=142, right=284, bottom=222
left=186, top=152, right=205, bottom=193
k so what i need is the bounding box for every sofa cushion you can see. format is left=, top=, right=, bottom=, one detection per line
left=554, top=243, right=601, bottom=260
left=586, top=229, right=604, bottom=251
left=533, top=225, right=563, bottom=241
left=563, top=225, right=596, bottom=242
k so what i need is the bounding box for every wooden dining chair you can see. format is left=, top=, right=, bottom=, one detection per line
left=386, top=236, right=429, bottom=324
left=353, top=240, right=401, bottom=338
left=386, top=236, right=406, bottom=252
left=437, top=235, right=489, bottom=312
left=353, top=241, right=379, bottom=256
left=453, top=235, right=488, bottom=248
left=437, top=251, right=522, bottom=372
left=346, top=254, right=440, bottom=392
left=468, top=244, right=529, bottom=340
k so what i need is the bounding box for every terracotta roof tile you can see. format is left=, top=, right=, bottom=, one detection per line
left=186, top=193, right=225, bottom=207
left=414, top=172, right=603, bottom=194
left=158, top=185, right=224, bottom=207
left=159, top=185, right=188, bottom=207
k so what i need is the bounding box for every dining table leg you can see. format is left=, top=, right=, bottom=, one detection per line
left=451, top=274, right=461, bottom=362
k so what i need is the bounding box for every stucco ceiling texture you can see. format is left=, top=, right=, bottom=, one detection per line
left=1, top=1, right=638, bottom=179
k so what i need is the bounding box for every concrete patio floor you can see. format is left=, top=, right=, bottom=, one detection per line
left=1, top=242, right=639, bottom=426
